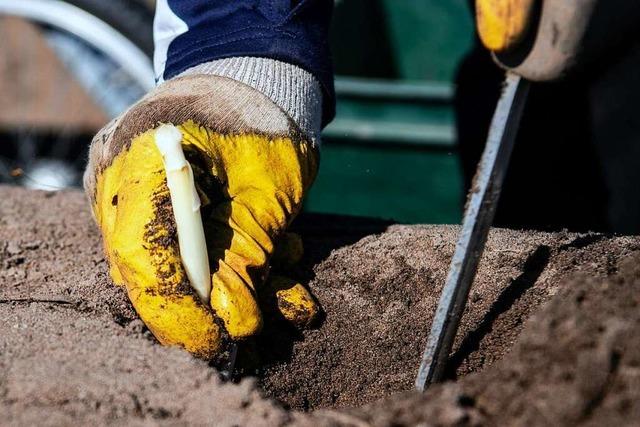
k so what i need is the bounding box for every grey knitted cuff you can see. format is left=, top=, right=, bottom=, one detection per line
left=177, top=57, right=323, bottom=144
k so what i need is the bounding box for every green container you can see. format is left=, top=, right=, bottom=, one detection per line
left=305, top=0, right=475, bottom=224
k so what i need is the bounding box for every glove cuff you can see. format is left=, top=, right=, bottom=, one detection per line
left=176, top=57, right=323, bottom=145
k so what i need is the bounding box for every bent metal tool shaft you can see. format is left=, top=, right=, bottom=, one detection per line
left=415, top=73, right=530, bottom=391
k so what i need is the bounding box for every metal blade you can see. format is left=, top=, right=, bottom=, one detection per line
left=219, top=342, right=238, bottom=381
left=415, top=73, right=530, bottom=391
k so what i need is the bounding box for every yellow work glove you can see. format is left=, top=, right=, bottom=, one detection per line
left=84, top=73, right=320, bottom=358
left=476, top=0, right=535, bottom=52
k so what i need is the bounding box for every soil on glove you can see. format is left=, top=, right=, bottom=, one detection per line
left=1, top=185, right=640, bottom=426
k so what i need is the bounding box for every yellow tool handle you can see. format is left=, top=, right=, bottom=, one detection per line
left=476, top=0, right=536, bottom=53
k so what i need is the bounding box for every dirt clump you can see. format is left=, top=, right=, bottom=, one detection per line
left=1, top=185, right=640, bottom=426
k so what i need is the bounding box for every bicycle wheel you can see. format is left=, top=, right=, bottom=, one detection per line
left=0, top=0, right=154, bottom=189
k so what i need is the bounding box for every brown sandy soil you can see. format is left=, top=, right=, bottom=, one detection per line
left=1, top=185, right=640, bottom=426
left=332, top=254, right=640, bottom=427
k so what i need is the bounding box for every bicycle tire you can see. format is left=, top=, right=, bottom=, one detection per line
left=64, top=0, right=154, bottom=56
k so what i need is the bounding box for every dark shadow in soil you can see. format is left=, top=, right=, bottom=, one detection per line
left=558, top=233, right=606, bottom=251
left=291, top=212, right=395, bottom=267
left=444, top=245, right=551, bottom=379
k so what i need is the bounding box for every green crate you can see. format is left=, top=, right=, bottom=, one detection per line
left=306, top=1, right=475, bottom=223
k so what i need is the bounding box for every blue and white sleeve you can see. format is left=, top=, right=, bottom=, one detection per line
left=153, top=0, right=335, bottom=132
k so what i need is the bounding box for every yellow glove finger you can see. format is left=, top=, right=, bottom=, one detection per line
left=264, top=233, right=321, bottom=328
left=476, top=0, right=535, bottom=52
left=204, top=189, right=284, bottom=340
left=203, top=212, right=265, bottom=340
left=261, top=275, right=320, bottom=329
left=95, top=130, right=223, bottom=358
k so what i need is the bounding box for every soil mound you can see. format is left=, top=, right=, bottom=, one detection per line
left=338, top=253, right=640, bottom=427
left=260, top=217, right=637, bottom=411
left=1, top=185, right=639, bottom=426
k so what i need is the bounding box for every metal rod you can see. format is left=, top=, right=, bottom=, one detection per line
left=219, top=342, right=238, bottom=381
left=415, top=73, right=530, bottom=391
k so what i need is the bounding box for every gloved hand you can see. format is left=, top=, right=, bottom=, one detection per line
left=84, top=69, right=320, bottom=358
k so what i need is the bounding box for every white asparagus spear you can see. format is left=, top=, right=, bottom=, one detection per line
left=154, top=124, right=211, bottom=303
